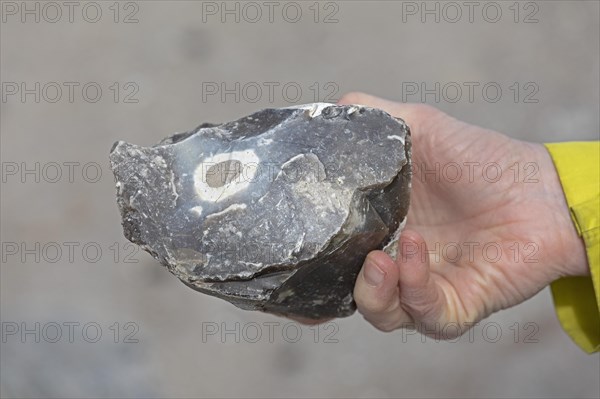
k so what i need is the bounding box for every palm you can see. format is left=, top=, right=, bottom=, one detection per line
left=407, top=114, right=556, bottom=325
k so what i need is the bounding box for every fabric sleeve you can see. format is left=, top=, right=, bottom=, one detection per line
left=544, top=142, right=599, bottom=353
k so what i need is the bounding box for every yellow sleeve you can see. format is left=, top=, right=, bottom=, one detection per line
left=544, top=142, right=600, bottom=353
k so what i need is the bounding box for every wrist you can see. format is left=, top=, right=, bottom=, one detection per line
left=529, top=142, right=589, bottom=277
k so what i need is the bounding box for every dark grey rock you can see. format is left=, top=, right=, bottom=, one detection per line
left=109, top=103, right=411, bottom=319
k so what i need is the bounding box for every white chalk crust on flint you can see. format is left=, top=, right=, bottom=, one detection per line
left=109, top=103, right=411, bottom=319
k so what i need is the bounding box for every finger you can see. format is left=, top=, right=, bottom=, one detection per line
left=396, top=230, right=445, bottom=329
left=338, top=92, right=405, bottom=113
left=337, top=92, right=441, bottom=135
left=354, top=250, right=413, bottom=332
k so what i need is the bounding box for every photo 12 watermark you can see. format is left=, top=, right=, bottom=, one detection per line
left=412, top=161, right=540, bottom=185
left=399, top=1, right=540, bottom=24
left=1, top=1, right=140, bottom=23
left=2, top=161, right=104, bottom=184
left=1, top=82, right=140, bottom=104
left=398, top=81, right=539, bottom=104
left=0, top=241, right=144, bottom=265
left=201, top=81, right=340, bottom=104
left=1, top=321, right=140, bottom=343
left=398, top=239, right=539, bottom=265
left=200, top=1, right=340, bottom=24
left=399, top=321, right=540, bottom=344
left=200, top=321, right=340, bottom=343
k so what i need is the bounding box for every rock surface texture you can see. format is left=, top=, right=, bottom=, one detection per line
left=109, top=103, right=411, bottom=318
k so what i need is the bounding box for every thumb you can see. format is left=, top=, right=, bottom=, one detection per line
left=396, top=230, right=446, bottom=333
left=353, top=250, right=414, bottom=332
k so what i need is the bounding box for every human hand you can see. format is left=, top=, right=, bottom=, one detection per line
left=338, top=92, right=588, bottom=337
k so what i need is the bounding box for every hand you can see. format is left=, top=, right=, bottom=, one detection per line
left=338, top=92, right=588, bottom=337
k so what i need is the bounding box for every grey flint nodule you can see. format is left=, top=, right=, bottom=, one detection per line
left=109, top=103, right=411, bottom=319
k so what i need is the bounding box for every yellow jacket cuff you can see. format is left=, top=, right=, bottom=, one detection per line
left=545, top=142, right=600, bottom=353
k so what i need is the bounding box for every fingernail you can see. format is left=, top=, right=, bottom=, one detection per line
left=364, top=259, right=385, bottom=287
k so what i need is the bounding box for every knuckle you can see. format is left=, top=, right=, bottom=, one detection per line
left=338, top=91, right=367, bottom=104
left=373, top=320, right=399, bottom=333
left=404, top=300, right=441, bottom=321
left=358, top=297, right=389, bottom=314
left=357, top=292, right=399, bottom=316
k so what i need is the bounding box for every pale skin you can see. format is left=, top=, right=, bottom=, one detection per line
left=296, top=92, right=589, bottom=336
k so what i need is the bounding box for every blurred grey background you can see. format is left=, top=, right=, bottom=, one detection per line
left=1, top=1, right=599, bottom=398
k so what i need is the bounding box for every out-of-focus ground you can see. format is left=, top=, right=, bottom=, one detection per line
left=1, top=1, right=599, bottom=398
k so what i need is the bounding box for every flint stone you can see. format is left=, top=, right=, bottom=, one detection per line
left=109, top=103, right=411, bottom=319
